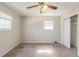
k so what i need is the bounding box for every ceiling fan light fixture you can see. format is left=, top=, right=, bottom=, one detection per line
left=43, top=4, right=48, bottom=10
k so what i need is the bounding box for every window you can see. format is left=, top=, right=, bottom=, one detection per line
left=0, top=18, right=12, bottom=29
left=44, top=20, right=54, bottom=30
left=0, top=12, right=12, bottom=30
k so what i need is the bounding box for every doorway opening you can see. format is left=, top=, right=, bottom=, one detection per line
left=70, top=15, right=77, bottom=49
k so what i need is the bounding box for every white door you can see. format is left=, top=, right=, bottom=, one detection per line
left=64, top=18, right=70, bottom=48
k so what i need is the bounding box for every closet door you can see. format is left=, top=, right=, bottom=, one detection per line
left=64, top=18, right=70, bottom=48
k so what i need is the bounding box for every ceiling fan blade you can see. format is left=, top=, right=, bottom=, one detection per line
left=38, top=2, right=44, bottom=5
left=27, top=5, right=39, bottom=9
left=48, top=4, right=58, bottom=10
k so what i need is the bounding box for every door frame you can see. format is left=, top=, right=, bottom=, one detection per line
left=62, top=12, right=79, bottom=56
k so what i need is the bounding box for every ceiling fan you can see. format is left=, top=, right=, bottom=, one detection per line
left=27, top=2, right=58, bottom=13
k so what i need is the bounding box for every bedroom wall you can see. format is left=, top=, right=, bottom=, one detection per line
left=22, top=16, right=61, bottom=43
left=0, top=3, right=21, bottom=56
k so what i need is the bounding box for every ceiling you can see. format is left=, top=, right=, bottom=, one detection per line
left=2, top=2, right=79, bottom=16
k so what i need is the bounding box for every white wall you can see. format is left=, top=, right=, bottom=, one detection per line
left=22, top=16, right=61, bottom=43
left=0, top=3, right=21, bottom=56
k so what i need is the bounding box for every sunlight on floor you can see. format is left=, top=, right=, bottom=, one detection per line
left=37, top=49, right=52, bottom=54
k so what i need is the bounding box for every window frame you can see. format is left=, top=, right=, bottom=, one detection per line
left=0, top=12, right=13, bottom=30
left=44, top=20, right=54, bottom=30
